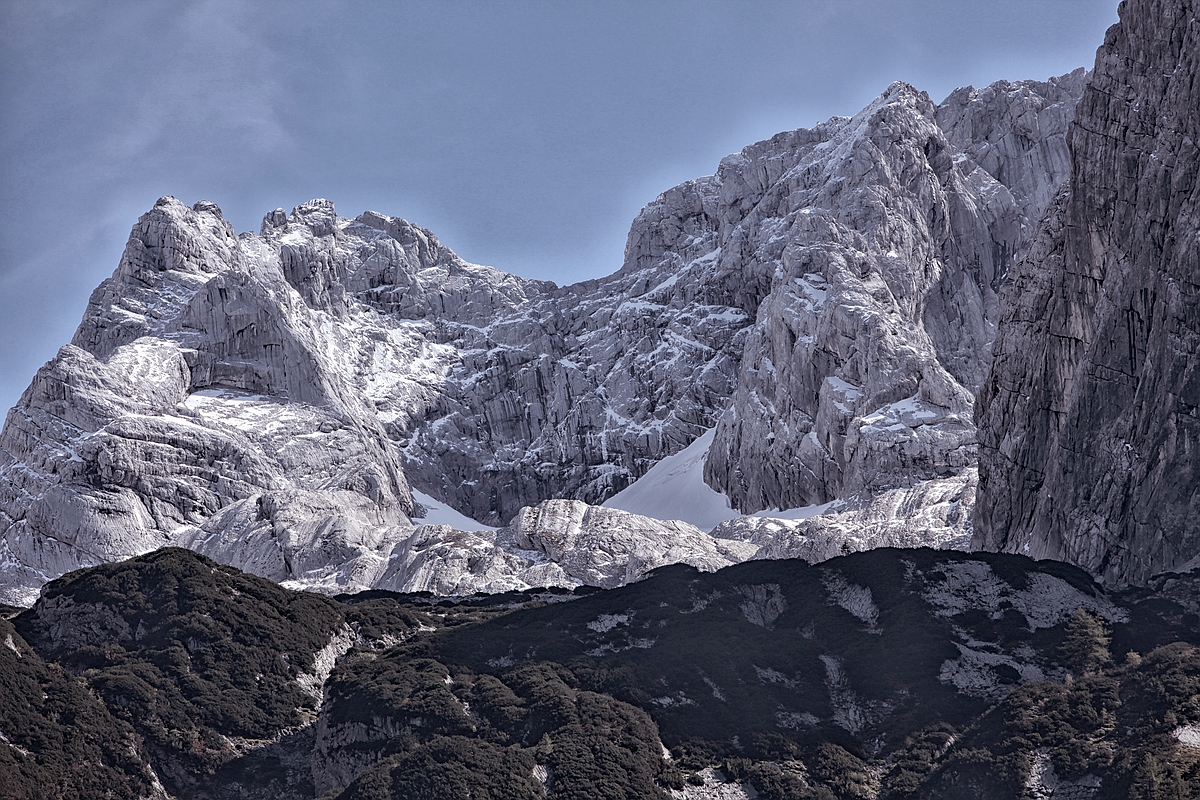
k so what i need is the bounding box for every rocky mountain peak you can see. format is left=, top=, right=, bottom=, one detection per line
left=937, top=67, right=1089, bottom=224
left=0, top=69, right=1087, bottom=605
left=700, top=74, right=1054, bottom=513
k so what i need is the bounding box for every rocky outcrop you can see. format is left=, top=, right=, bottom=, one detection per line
left=512, top=500, right=758, bottom=589
left=712, top=469, right=975, bottom=562
left=973, top=0, right=1200, bottom=585
left=0, top=199, right=416, bottom=604
left=702, top=76, right=1081, bottom=513
left=355, top=476, right=982, bottom=596
left=370, top=521, right=585, bottom=597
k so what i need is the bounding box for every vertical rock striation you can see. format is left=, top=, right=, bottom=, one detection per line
left=936, top=69, right=1088, bottom=229
left=974, top=0, right=1200, bottom=584
left=703, top=77, right=1082, bottom=512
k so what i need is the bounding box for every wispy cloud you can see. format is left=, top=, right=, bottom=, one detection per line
left=102, top=0, right=291, bottom=166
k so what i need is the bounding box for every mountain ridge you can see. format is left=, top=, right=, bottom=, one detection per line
left=0, top=71, right=1085, bottom=604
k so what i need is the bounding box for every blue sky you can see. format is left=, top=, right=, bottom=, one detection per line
left=0, top=0, right=1118, bottom=414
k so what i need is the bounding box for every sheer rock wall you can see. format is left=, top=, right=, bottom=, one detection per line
left=973, top=0, right=1200, bottom=584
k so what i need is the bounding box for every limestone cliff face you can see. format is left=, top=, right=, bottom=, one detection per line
left=974, top=0, right=1200, bottom=584
left=0, top=199, right=416, bottom=604
left=398, top=201, right=750, bottom=524
left=936, top=69, right=1088, bottom=230
left=703, top=78, right=1081, bottom=512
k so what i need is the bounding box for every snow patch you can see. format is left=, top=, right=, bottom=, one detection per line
left=411, top=490, right=496, bottom=532
left=1175, top=724, right=1200, bottom=750
left=603, top=427, right=838, bottom=531
left=859, top=394, right=944, bottom=431
left=602, top=428, right=740, bottom=530
left=825, top=375, right=863, bottom=405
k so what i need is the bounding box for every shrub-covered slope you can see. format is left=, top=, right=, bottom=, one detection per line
left=0, top=615, right=163, bottom=800
left=11, top=548, right=352, bottom=798
left=5, top=547, right=1199, bottom=799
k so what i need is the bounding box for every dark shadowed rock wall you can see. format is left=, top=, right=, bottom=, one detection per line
left=974, top=0, right=1200, bottom=584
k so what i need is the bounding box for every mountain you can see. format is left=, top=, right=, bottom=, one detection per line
left=0, top=70, right=1084, bottom=605
left=973, top=0, right=1200, bottom=585
left=701, top=74, right=1083, bottom=513
left=3, top=1, right=1199, bottom=797
left=7, top=546, right=1200, bottom=799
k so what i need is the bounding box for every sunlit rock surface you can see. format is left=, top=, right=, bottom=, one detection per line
left=700, top=77, right=1081, bottom=512
left=0, top=72, right=1084, bottom=604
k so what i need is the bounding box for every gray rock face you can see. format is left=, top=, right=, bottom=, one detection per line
left=512, top=500, right=758, bottom=589
left=398, top=205, right=751, bottom=524
left=936, top=69, right=1088, bottom=229
left=0, top=198, right=417, bottom=604
left=712, top=469, right=976, bottom=563
left=974, top=0, right=1200, bottom=586
left=702, top=77, right=1081, bottom=512
left=368, top=523, right=575, bottom=596
left=0, top=72, right=1085, bottom=604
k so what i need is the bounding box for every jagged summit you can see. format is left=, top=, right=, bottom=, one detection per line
left=0, top=73, right=1085, bottom=604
